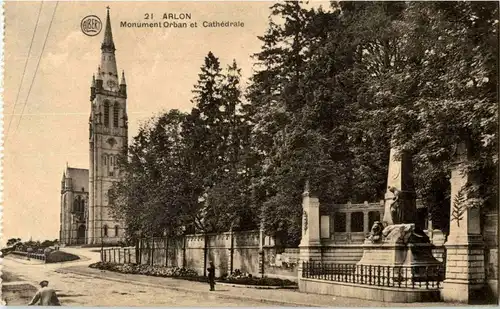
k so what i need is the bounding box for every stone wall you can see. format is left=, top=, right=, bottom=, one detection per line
left=136, top=230, right=298, bottom=280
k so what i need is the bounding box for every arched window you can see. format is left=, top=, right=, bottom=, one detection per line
left=108, top=189, right=114, bottom=205
left=103, top=225, right=108, bottom=237
left=104, top=101, right=110, bottom=127
left=113, top=103, right=119, bottom=127
left=73, top=197, right=80, bottom=212
left=115, top=225, right=119, bottom=237
left=103, top=155, right=107, bottom=166
left=110, top=156, right=114, bottom=166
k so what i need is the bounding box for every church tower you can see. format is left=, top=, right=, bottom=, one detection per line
left=88, top=8, right=128, bottom=245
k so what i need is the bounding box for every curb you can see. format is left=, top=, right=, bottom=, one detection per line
left=215, top=282, right=298, bottom=290
left=58, top=268, right=319, bottom=307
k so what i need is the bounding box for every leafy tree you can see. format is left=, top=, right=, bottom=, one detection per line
left=7, top=238, right=21, bottom=247
left=110, top=110, right=200, bottom=239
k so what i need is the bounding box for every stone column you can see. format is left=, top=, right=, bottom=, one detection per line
left=442, top=143, right=485, bottom=303
left=299, top=181, right=322, bottom=277
left=346, top=210, right=352, bottom=243
left=258, top=217, right=265, bottom=278
left=363, top=210, right=369, bottom=234
left=227, top=229, right=234, bottom=276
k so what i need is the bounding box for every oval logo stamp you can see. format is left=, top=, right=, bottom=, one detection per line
left=81, top=15, right=102, bottom=36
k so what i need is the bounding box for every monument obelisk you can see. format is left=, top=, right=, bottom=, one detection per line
left=382, top=147, right=420, bottom=229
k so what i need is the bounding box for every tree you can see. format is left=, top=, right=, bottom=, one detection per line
left=7, top=238, right=21, bottom=247
left=110, top=109, right=200, bottom=239
left=371, top=2, right=498, bottom=231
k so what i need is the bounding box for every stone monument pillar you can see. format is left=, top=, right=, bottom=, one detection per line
left=442, top=143, right=485, bottom=303
left=299, top=181, right=322, bottom=267
left=382, top=147, right=421, bottom=229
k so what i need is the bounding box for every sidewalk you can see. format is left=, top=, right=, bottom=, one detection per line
left=58, top=265, right=464, bottom=307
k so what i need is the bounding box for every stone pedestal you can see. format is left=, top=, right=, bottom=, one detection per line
left=298, top=183, right=322, bottom=276
left=358, top=224, right=441, bottom=270
left=441, top=144, right=485, bottom=303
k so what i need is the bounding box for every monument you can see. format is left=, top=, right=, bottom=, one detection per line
left=357, top=146, right=443, bottom=281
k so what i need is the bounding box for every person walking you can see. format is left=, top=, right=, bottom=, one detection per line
left=207, top=261, right=216, bottom=291
left=28, top=280, right=61, bottom=306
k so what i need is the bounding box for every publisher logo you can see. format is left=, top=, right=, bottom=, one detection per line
left=81, top=15, right=102, bottom=36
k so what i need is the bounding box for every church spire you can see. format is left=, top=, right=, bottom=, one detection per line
left=99, top=7, right=119, bottom=91
left=120, top=70, right=126, bottom=85
left=101, top=7, right=115, bottom=52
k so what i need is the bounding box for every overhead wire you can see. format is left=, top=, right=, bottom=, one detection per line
left=14, top=2, right=59, bottom=134
left=5, top=2, right=44, bottom=139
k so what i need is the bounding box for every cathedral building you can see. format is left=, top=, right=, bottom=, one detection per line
left=59, top=9, right=128, bottom=246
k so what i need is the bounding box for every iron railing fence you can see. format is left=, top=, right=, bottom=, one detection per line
left=302, top=261, right=445, bottom=290
left=101, top=247, right=136, bottom=264
left=11, top=251, right=46, bottom=261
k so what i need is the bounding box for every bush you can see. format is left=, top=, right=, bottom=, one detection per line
left=45, top=251, right=80, bottom=263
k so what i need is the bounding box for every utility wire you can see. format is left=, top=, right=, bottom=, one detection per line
left=5, top=2, right=44, bottom=139
left=14, top=2, right=59, bottom=134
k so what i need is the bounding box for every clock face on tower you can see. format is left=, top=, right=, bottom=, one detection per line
left=107, top=80, right=117, bottom=89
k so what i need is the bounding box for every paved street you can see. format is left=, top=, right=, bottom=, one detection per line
left=2, top=249, right=272, bottom=306
left=2, top=247, right=466, bottom=307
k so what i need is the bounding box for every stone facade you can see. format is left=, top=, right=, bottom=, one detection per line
left=59, top=167, right=89, bottom=245
left=59, top=9, right=127, bottom=246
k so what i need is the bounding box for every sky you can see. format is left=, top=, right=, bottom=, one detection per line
left=2, top=1, right=286, bottom=245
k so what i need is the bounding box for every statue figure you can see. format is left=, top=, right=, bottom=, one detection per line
left=388, top=186, right=403, bottom=224
left=367, top=221, right=384, bottom=243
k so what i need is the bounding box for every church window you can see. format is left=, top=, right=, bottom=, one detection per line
left=113, top=103, right=119, bottom=127
left=73, top=197, right=79, bottom=212
left=104, top=101, right=110, bottom=127
left=115, top=225, right=119, bottom=237
left=103, top=155, right=107, bottom=166
left=103, top=225, right=108, bottom=237
left=108, top=189, right=115, bottom=205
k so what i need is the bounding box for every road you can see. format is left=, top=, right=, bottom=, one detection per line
left=1, top=248, right=273, bottom=307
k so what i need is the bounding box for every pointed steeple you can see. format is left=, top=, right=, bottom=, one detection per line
left=101, top=7, right=115, bottom=52
left=120, top=70, right=126, bottom=85
left=99, top=7, right=119, bottom=91
left=96, top=66, right=102, bottom=80
left=92, top=74, right=96, bottom=87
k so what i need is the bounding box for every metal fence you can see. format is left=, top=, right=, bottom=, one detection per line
left=101, top=247, right=136, bottom=264
left=11, top=251, right=46, bottom=261
left=302, top=262, right=445, bottom=289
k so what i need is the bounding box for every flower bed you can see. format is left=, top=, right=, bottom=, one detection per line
left=46, top=251, right=80, bottom=263
left=221, top=277, right=296, bottom=287
left=89, top=262, right=199, bottom=278
left=220, top=269, right=296, bottom=287
left=89, top=263, right=297, bottom=287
